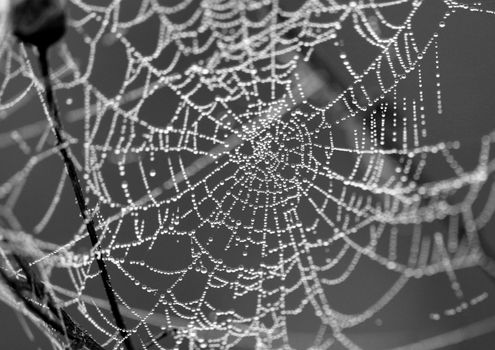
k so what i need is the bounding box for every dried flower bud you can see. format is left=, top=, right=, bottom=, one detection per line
left=11, top=0, right=66, bottom=49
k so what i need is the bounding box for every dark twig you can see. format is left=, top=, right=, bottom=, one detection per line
left=0, top=254, right=106, bottom=350
left=9, top=2, right=134, bottom=347
left=37, top=47, right=135, bottom=350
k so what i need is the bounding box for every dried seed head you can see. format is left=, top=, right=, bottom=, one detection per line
left=11, top=0, right=66, bottom=49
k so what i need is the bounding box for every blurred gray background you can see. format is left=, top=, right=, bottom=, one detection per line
left=1, top=1, right=495, bottom=350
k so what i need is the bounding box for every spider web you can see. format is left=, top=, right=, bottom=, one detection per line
left=1, top=0, right=495, bottom=349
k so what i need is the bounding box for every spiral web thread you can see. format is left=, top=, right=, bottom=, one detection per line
left=1, top=0, right=495, bottom=349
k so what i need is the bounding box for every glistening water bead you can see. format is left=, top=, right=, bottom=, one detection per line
left=0, top=1, right=494, bottom=350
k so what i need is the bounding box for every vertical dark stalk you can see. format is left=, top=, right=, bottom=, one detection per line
left=37, top=47, right=135, bottom=350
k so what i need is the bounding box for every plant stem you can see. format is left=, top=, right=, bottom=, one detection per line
left=0, top=255, right=106, bottom=350
left=37, top=47, right=135, bottom=350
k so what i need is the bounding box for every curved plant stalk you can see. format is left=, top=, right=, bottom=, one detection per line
left=37, top=46, right=136, bottom=350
